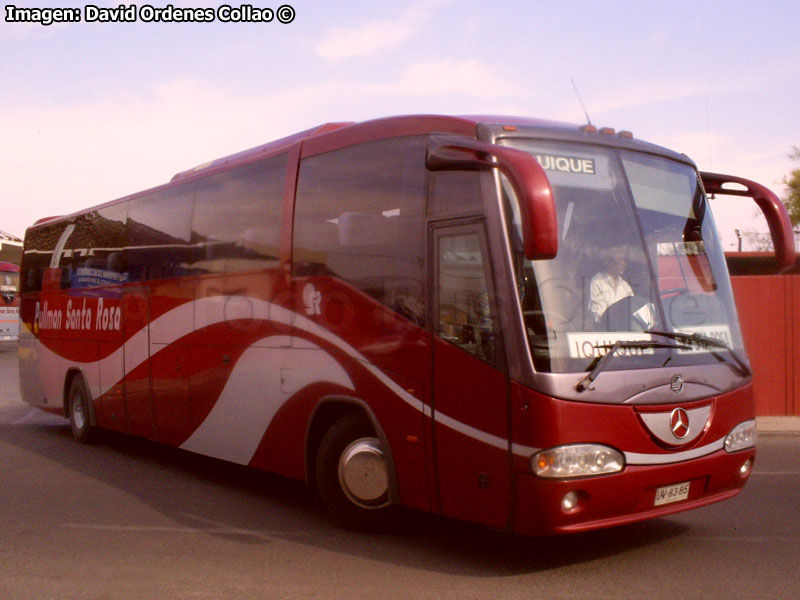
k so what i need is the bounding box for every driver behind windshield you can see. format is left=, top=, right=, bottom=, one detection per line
left=588, top=246, right=633, bottom=324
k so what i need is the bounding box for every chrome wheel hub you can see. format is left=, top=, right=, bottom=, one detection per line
left=338, top=437, right=389, bottom=509
left=72, top=398, right=85, bottom=430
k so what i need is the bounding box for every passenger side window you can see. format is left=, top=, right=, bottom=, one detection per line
left=21, top=221, right=71, bottom=293
left=428, top=171, right=483, bottom=218
left=127, top=185, right=193, bottom=282
left=23, top=203, right=131, bottom=291
left=293, top=137, right=427, bottom=326
left=91, top=204, right=129, bottom=280
left=73, top=204, right=129, bottom=288
left=436, top=227, right=497, bottom=364
left=192, top=154, right=287, bottom=274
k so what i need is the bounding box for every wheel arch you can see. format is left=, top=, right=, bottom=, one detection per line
left=304, top=396, right=400, bottom=505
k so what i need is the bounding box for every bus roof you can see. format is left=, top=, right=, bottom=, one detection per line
left=170, top=114, right=687, bottom=182
left=169, top=121, right=353, bottom=182
left=26, top=114, right=690, bottom=232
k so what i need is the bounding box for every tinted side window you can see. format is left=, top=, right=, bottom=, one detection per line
left=127, top=185, right=194, bottom=282
left=70, top=204, right=130, bottom=288
left=428, top=171, right=483, bottom=218
left=22, top=204, right=131, bottom=292
left=192, top=154, right=288, bottom=274
left=293, top=137, right=427, bottom=326
left=436, top=227, right=497, bottom=364
left=21, top=221, right=69, bottom=293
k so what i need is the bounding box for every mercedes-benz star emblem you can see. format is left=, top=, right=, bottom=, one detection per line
left=670, top=374, right=684, bottom=393
left=670, top=408, right=690, bottom=439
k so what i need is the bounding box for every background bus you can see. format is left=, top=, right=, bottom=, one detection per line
left=0, top=261, right=20, bottom=346
left=17, top=115, right=795, bottom=535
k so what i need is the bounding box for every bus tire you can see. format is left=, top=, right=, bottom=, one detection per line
left=68, top=375, right=95, bottom=444
left=315, top=414, right=393, bottom=529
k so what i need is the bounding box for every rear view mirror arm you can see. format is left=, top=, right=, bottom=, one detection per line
left=427, top=136, right=558, bottom=260
left=701, top=171, right=796, bottom=272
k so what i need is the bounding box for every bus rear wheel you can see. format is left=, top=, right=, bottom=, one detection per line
left=68, top=376, right=95, bottom=444
left=315, top=414, right=393, bottom=529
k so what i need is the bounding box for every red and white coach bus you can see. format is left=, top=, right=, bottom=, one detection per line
left=1, top=261, right=21, bottom=345
left=18, top=115, right=795, bottom=535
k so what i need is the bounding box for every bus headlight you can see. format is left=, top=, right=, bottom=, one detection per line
left=724, top=420, right=757, bottom=453
left=533, top=444, right=624, bottom=479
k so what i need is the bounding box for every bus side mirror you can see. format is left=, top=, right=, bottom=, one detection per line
left=700, top=171, right=797, bottom=272
left=427, top=136, right=558, bottom=260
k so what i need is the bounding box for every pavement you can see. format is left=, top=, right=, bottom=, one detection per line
left=756, top=416, right=800, bottom=434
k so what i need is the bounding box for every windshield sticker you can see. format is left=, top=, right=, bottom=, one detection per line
left=567, top=333, right=655, bottom=359
left=534, top=154, right=596, bottom=175
left=71, top=266, right=129, bottom=288
left=674, top=325, right=733, bottom=354
left=499, top=140, right=614, bottom=191
left=657, top=241, right=706, bottom=257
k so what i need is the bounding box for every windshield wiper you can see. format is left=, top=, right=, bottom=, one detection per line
left=646, top=329, right=752, bottom=377
left=576, top=339, right=691, bottom=392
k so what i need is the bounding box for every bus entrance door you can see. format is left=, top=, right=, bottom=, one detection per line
left=431, top=223, right=512, bottom=529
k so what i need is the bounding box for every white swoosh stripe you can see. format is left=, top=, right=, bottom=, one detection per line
left=624, top=436, right=726, bottom=465
left=180, top=335, right=354, bottom=464
left=26, top=297, right=474, bottom=448
left=29, top=296, right=722, bottom=464
left=433, top=411, right=509, bottom=452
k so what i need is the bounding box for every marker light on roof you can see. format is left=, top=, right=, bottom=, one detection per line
left=579, top=124, right=598, bottom=134
left=599, top=127, right=615, bottom=136
left=618, top=130, right=634, bottom=139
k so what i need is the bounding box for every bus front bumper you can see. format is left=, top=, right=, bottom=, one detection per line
left=513, top=446, right=755, bottom=536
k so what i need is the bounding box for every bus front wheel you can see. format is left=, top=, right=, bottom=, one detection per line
left=68, top=375, right=95, bottom=444
left=315, top=414, right=393, bottom=528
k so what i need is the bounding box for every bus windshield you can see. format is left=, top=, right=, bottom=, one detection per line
left=500, top=139, right=746, bottom=375
left=1, top=268, right=19, bottom=303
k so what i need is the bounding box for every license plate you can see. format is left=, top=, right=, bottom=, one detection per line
left=654, top=481, right=691, bottom=506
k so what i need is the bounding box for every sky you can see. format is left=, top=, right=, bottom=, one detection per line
left=1, top=0, right=799, bottom=251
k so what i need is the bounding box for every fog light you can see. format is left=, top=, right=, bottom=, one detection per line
left=739, top=458, right=753, bottom=478
left=561, top=491, right=579, bottom=513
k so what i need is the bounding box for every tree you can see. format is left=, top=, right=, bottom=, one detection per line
left=741, top=228, right=775, bottom=251
left=783, top=146, right=800, bottom=227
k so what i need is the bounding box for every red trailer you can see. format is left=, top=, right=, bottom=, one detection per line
left=726, top=252, right=800, bottom=417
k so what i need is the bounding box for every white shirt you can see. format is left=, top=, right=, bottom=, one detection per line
left=588, top=271, right=634, bottom=322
